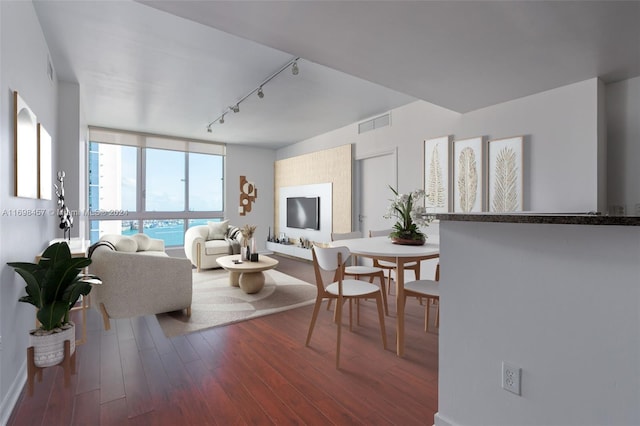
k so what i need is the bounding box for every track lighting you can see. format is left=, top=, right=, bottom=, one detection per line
left=206, top=56, right=300, bottom=133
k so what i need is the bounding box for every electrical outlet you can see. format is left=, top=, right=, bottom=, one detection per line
left=502, top=361, right=521, bottom=395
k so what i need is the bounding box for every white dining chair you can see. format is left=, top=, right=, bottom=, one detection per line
left=369, top=229, right=421, bottom=294
left=330, top=232, right=388, bottom=315
left=403, top=264, right=440, bottom=332
left=306, top=245, right=388, bottom=368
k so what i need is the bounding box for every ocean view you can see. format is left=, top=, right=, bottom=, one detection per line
left=92, top=218, right=214, bottom=247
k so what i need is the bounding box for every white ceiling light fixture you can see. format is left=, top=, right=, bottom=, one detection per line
left=206, top=56, right=300, bottom=133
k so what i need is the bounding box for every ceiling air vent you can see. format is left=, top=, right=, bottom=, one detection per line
left=358, top=113, right=391, bottom=134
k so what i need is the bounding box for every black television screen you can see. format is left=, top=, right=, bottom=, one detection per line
left=286, top=197, right=320, bottom=230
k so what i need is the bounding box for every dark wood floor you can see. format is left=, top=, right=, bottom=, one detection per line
left=8, top=254, right=439, bottom=425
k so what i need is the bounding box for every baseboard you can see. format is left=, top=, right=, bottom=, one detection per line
left=434, top=412, right=458, bottom=426
left=0, top=359, right=26, bottom=426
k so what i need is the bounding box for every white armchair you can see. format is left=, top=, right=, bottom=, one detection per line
left=184, top=222, right=243, bottom=271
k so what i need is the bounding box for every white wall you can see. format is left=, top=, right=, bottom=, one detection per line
left=224, top=144, right=276, bottom=252
left=57, top=81, right=84, bottom=239
left=456, top=78, right=601, bottom=212
left=0, top=2, right=59, bottom=421
left=437, top=220, right=640, bottom=425
left=607, top=76, right=640, bottom=214
left=278, top=78, right=605, bottom=214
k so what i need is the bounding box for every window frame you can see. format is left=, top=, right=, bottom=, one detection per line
left=87, top=128, right=225, bottom=246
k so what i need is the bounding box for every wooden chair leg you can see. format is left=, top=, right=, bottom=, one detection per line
left=375, top=294, right=388, bottom=350
left=306, top=298, right=323, bottom=346
left=425, top=302, right=429, bottom=332
left=99, top=303, right=111, bottom=331
left=336, top=296, right=343, bottom=369
left=378, top=272, right=389, bottom=316
left=185, top=306, right=192, bottom=316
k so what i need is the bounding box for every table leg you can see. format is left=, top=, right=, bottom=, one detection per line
left=239, top=271, right=265, bottom=294
left=396, top=258, right=405, bottom=357
left=228, top=271, right=240, bottom=287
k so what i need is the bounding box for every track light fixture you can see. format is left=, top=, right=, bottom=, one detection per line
left=206, top=56, right=300, bottom=133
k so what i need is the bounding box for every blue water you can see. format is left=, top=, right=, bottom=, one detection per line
left=122, top=224, right=186, bottom=247
left=98, top=218, right=214, bottom=247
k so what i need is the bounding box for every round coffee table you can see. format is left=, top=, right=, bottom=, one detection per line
left=216, top=254, right=279, bottom=294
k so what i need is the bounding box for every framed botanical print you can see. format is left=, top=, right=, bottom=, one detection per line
left=487, top=136, right=524, bottom=212
left=453, top=136, right=484, bottom=212
left=423, top=135, right=452, bottom=213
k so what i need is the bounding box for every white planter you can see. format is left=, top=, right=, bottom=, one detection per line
left=29, top=322, right=75, bottom=368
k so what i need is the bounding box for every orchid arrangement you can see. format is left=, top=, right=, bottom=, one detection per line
left=384, top=186, right=433, bottom=241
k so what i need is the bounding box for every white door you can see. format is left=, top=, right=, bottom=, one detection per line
left=356, top=152, right=396, bottom=237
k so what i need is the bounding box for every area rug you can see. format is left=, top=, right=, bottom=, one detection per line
left=156, top=269, right=317, bottom=338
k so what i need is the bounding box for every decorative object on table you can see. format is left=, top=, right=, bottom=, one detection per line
left=384, top=186, right=434, bottom=245
left=240, top=224, right=257, bottom=260
left=239, top=175, right=258, bottom=216
left=37, top=123, right=52, bottom=200
left=7, top=242, right=99, bottom=394
left=14, top=91, right=39, bottom=199
left=250, top=253, right=259, bottom=262
left=453, top=136, right=484, bottom=213
left=488, top=136, right=524, bottom=212
left=423, top=135, right=452, bottom=213
left=54, top=171, right=73, bottom=240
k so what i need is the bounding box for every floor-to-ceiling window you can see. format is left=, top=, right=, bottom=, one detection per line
left=88, top=128, right=225, bottom=247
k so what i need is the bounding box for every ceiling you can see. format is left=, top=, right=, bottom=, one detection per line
left=35, top=1, right=640, bottom=150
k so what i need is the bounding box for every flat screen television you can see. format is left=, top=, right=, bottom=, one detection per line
left=286, top=196, right=320, bottom=230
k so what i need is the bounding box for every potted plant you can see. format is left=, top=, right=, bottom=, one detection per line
left=7, top=241, right=98, bottom=367
left=384, top=186, right=434, bottom=245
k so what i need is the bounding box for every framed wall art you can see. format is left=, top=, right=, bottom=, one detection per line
left=14, top=91, right=39, bottom=199
left=423, top=135, right=452, bottom=213
left=38, top=123, right=52, bottom=200
left=487, top=136, right=524, bottom=212
left=453, top=136, right=484, bottom=213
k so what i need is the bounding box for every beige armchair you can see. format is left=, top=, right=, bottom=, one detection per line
left=184, top=222, right=243, bottom=271
left=89, top=234, right=192, bottom=330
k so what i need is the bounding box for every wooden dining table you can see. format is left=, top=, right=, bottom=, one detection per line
left=329, top=235, right=440, bottom=356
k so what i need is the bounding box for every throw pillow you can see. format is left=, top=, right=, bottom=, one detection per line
left=227, top=225, right=241, bottom=240
left=207, top=220, right=229, bottom=240
left=113, top=235, right=138, bottom=252
left=131, top=233, right=152, bottom=251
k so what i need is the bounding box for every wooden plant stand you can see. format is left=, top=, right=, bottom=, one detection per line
left=26, top=340, right=76, bottom=396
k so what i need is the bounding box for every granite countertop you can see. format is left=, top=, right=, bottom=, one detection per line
left=435, top=213, right=640, bottom=226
